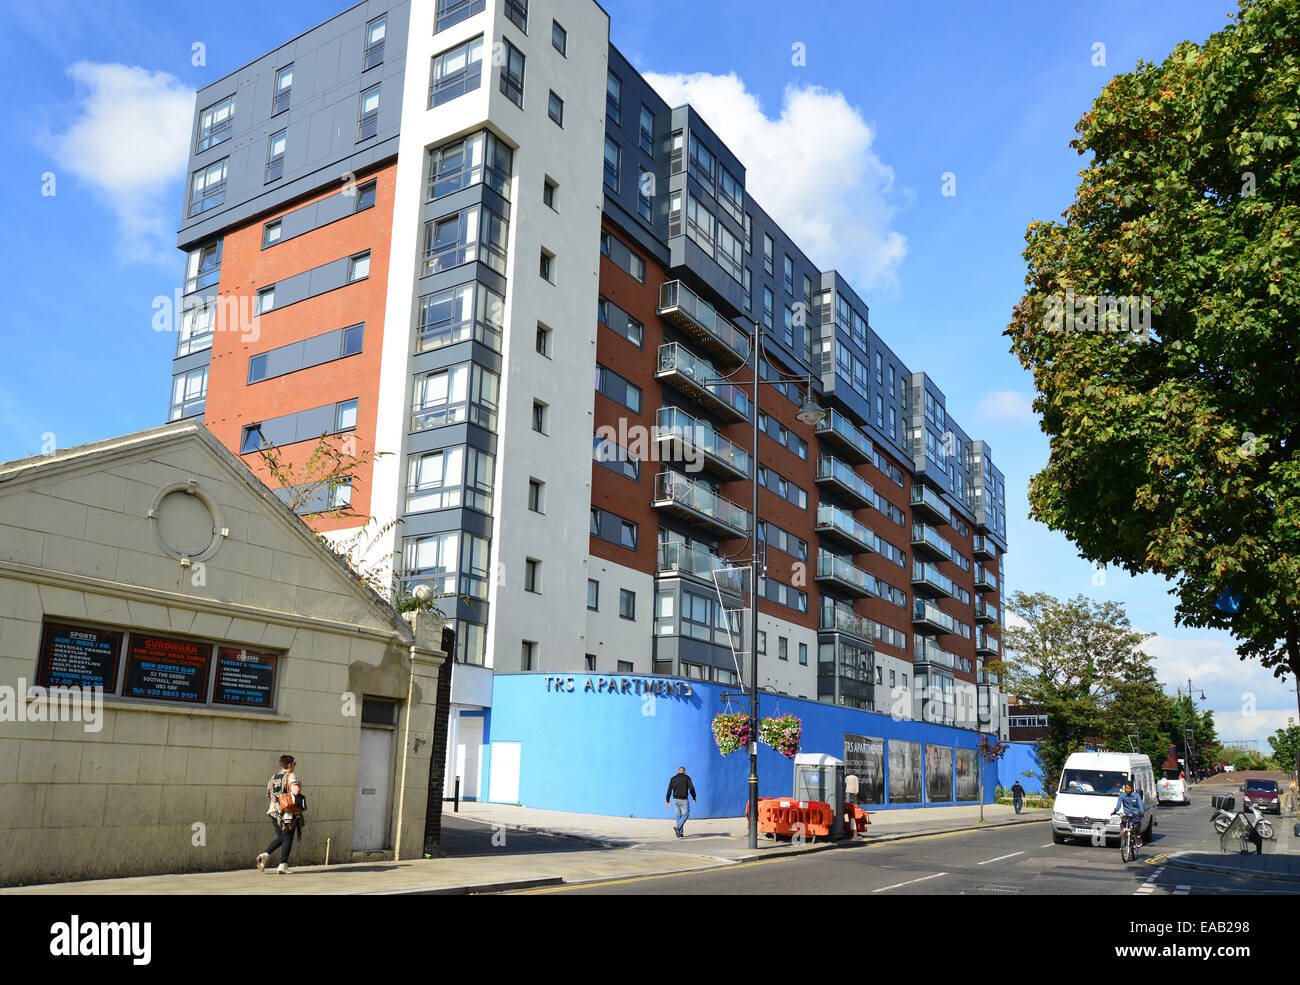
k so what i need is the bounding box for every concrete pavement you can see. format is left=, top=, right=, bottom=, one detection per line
left=1158, top=783, right=1300, bottom=882
left=2, top=801, right=1050, bottom=895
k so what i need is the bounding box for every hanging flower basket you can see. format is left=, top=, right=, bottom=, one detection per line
left=760, top=714, right=802, bottom=759
left=712, top=712, right=751, bottom=757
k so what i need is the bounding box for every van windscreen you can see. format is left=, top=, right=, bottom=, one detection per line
left=1059, top=769, right=1130, bottom=796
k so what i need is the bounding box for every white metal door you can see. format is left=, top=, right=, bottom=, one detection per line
left=353, top=726, right=394, bottom=851
left=457, top=716, right=483, bottom=800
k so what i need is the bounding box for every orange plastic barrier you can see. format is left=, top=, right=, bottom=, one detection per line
left=751, top=797, right=846, bottom=839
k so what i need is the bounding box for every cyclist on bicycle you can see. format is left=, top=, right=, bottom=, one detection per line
left=1111, top=780, right=1145, bottom=847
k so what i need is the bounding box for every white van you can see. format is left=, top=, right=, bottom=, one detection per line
left=1051, top=751, right=1157, bottom=845
left=1157, top=769, right=1190, bottom=805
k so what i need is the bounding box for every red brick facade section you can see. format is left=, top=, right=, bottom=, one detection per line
left=203, top=162, right=397, bottom=532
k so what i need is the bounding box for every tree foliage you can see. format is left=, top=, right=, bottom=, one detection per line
left=992, top=591, right=1163, bottom=789
left=1005, top=0, right=1300, bottom=691
left=1267, top=718, right=1300, bottom=772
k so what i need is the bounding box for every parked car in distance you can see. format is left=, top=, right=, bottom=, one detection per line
left=1241, top=778, right=1281, bottom=815
left=1156, top=769, right=1190, bottom=805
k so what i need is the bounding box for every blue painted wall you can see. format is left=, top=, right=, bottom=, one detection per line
left=994, top=742, right=1049, bottom=794
left=483, top=674, right=1000, bottom=818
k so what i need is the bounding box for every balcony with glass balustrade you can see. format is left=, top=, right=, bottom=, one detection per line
left=657, top=280, right=749, bottom=364
left=911, top=560, right=957, bottom=599
left=815, top=456, right=874, bottom=508
left=816, top=551, right=874, bottom=597
left=654, top=406, right=750, bottom=481
left=974, top=565, right=998, bottom=591
left=909, top=482, right=951, bottom=524
left=815, top=503, right=874, bottom=553
left=656, top=343, right=750, bottom=422
left=813, top=409, right=872, bottom=463
left=652, top=471, right=749, bottom=539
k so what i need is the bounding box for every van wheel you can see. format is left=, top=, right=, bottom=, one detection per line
left=1052, top=830, right=1068, bottom=844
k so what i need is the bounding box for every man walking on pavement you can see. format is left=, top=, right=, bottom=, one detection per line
left=666, top=766, right=697, bottom=838
left=1011, top=780, right=1025, bottom=814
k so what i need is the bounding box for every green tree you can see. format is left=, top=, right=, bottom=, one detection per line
left=991, top=591, right=1159, bottom=791
left=1004, top=0, right=1300, bottom=715
left=1266, top=718, right=1300, bottom=772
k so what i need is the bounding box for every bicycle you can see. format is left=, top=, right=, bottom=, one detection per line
left=1114, top=811, right=1141, bottom=862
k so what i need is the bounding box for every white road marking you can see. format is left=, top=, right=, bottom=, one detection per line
left=977, top=851, right=1025, bottom=865
left=1040, top=843, right=1054, bottom=848
left=872, top=872, right=947, bottom=893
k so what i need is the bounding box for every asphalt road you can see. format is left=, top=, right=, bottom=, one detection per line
left=521, top=790, right=1298, bottom=895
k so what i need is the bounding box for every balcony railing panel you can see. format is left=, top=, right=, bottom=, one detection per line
left=815, top=456, right=874, bottom=507
left=655, top=406, right=749, bottom=480
left=815, top=503, right=873, bottom=553
left=816, top=551, right=873, bottom=596
left=657, top=280, right=749, bottom=363
left=656, top=343, right=750, bottom=422
left=652, top=471, right=749, bottom=538
left=814, top=410, right=872, bottom=462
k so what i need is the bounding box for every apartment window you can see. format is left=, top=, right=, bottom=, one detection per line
left=595, top=364, right=641, bottom=414
left=256, top=286, right=275, bottom=314
left=688, top=136, right=715, bottom=189
left=188, top=159, right=228, bottom=216
left=195, top=94, right=234, bottom=153
left=618, top=660, right=634, bottom=674
left=249, top=323, right=364, bottom=383
left=718, top=167, right=743, bottom=224
left=524, top=558, right=541, bottom=593
left=620, top=520, right=638, bottom=550
left=619, top=589, right=636, bottom=621
left=639, top=105, right=654, bottom=156
left=416, top=281, right=504, bottom=353
left=521, top=641, right=536, bottom=671
left=599, top=230, right=645, bottom=283
left=763, top=287, right=773, bottom=330
left=585, top=654, right=596, bottom=672
left=336, top=398, right=358, bottom=431
left=539, top=248, right=554, bottom=283
left=177, top=304, right=215, bottom=356
left=552, top=19, right=567, bottom=55
left=876, top=394, right=884, bottom=429
left=604, top=137, right=620, bottom=191
left=504, top=0, right=527, bottom=32
left=637, top=167, right=652, bottom=220
left=357, top=85, right=380, bottom=141
left=547, top=90, right=563, bottom=126
left=763, top=233, right=774, bottom=276
left=364, top=15, right=387, bottom=70
left=356, top=180, right=377, bottom=210
left=184, top=241, right=222, bottom=293
left=778, top=636, right=788, bottom=661
left=435, top=0, right=485, bottom=32
left=407, top=445, right=494, bottom=514
left=606, top=71, right=621, bottom=125
left=427, top=131, right=511, bottom=201
left=889, top=406, right=897, bottom=439
left=593, top=433, right=640, bottom=482
left=744, top=213, right=752, bottom=253
left=430, top=37, right=484, bottom=107
left=532, top=400, right=547, bottom=434
left=265, top=130, right=286, bottom=182
left=783, top=255, right=794, bottom=295
left=169, top=367, right=207, bottom=421
left=410, top=363, right=499, bottom=432
left=499, top=39, right=525, bottom=108
left=272, top=65, right=293, bottom=115
left=262, top=221, right=282, bottom=247
left=685, top=194, right=714, bottom=255
left=543, top=177, right=557, bottom=210
left=529, top=478, right=545, bottom=513
left=345, top=251, right=371, bottom=283
left=587, top=579, right=599, bottom=610
left=535, top=323, right=552, bottom=357
left=757, top=631, right=766, bottom=655
left=422, top=204, right=508, bottom=276
left=799, top=642, right=808, bottom=665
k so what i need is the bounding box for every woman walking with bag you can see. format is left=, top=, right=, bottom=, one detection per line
left=256, top=754, right=303, bottom=874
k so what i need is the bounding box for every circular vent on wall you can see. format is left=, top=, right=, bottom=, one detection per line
left=149, top=480, right=226, bottom=564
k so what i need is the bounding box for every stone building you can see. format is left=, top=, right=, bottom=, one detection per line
left=0, top=421, right=445, bottom=886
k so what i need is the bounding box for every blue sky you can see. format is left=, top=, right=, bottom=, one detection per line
left=1, top=0, right=1292, bottom=745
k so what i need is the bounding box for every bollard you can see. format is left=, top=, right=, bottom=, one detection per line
left=454, top=775, right=461, bottom=813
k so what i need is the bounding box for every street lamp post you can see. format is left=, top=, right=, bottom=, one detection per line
left=710, top=312, right=826, bottom=849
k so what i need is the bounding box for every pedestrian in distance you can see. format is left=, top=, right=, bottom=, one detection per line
left=257, top=754, right=304, bottom=874
left=666, top=766, right=697, bottom=838
left=1011, top=780, right=1025, bottom=814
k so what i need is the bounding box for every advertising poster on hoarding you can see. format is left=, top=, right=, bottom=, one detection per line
left=35, top=622, right=122, bottom=691
left=955, top=747, right=979, bottom=801
left=926, top=744, right=954, bottom=802
left=888, top=738, right=923, bottom=803
left=122, top=634, right=212, bottom=703
left=843, top=733, right=885, bottom=805
left=212, top=647, right=277, bottom=708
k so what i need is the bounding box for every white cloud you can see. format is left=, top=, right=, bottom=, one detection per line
left=977, top=390, right=1036, bottom=424
left=1142, top=633, right=1298, bottom=744
left=41, top=62, right=194, bottom=266
left=642, top=71, right=907, bottom=292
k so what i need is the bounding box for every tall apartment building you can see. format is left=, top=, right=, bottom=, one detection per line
left=166, top=0, right=1010, bottom=795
